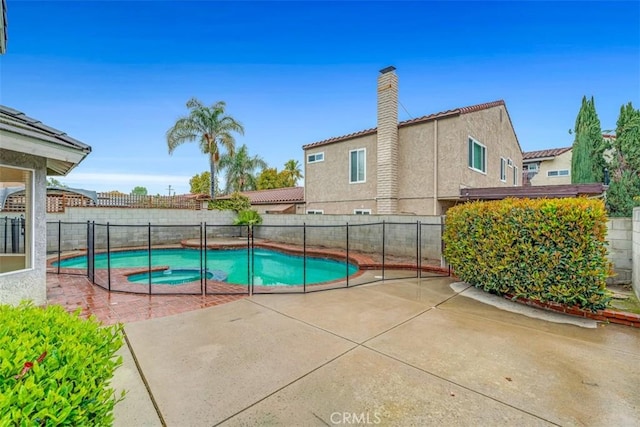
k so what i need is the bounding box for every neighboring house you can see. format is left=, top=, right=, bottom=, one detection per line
left=1, top=105, right=91, bottom=305
left=217, top=187, right=305, bottom=214
left=522, top=147, right=572, bottom=186
left=302, top=67, right=523, bottom=216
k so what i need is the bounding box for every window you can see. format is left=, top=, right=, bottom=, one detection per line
left=349, top=149, right=366, bottom=183
left=524, top=163, right=539, bottom=172
left=354, top=209, right=371, bottom=215
left=0, top=165, right=33, bottom=275
left=547, top=169, right=570, bottom=177
left=507, top=158, right=513, bottom=167
left=307, top=152, right=324, bottom=163
left=513, top=166, right=518, bottom=186
left=468, top=137, right=486, bottom=173
left=500, top=158, right=507, bottom=182
left=306, top=209, right=324, bottom=214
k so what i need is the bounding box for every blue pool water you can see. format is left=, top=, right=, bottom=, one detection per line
left=55, top=248, right=358, bottom=286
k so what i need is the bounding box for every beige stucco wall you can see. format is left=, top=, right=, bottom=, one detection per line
left=0, top=149, right=47, bottom=306
left=304, top=133, right=377, bottom=214
left=304, top=105, right=522, bottom=215
left=445, top=106, right=523, bottom=200
left=527, top=150, right=572, bottom=186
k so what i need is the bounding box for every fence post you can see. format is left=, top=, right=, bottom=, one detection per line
left=382, top=220, right=386, bottom=280
left=200, top=222, right=204, bottom=296
left=57, top=220, right=61, bottom=274
left=249, top=225, right=253, bottom=295
left=204, top=222, right=208, bottom=295
left=107, top=222, right=111, bottom=291
left=303, top=223, right=307, bottom=292
left=148, top=222, right=152, bottom=295
left=86, top=221, right=95, bottom=283
left=346, top=223, right=349, bottom=287
left=416, top=221, right=420, bottom=278
left=3, top=216, right=7, bottom=253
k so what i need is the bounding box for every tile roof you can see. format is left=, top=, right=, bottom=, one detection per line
left=522, top=147, right=571, bottom=161
left=0, top=105, right=91, bottom=153
left=1, top=105, right=92, bottom=175
left=460, top=183, right=606, bottom=200
left=219, top=187, right=304, bottom=205
left=303, top=100, right=507, bottom=150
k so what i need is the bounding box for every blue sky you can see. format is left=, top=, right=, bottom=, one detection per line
left=1, top=0, right=638, bottom=194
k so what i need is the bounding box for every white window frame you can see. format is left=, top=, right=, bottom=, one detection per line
left=547, top=169, right=570, bottom=177
left=0, top=164, right=35, bottom=276
left=524, top=163, right=539, bottom=172
left=349, top=148, right=366, bottom=184
left=500, top=158, right=507, bottom=182
left=513, top=166, right=518, bottom=186
left=306, top=209, right=324, bottom=215
left=307, top=152, right=324, bottom=164
left=353, top=209, right=371, bottom=215
left=468, top=137, right=487, bottom=174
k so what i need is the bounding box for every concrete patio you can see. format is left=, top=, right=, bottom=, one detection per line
left=112, top=277, right=640, bottom=426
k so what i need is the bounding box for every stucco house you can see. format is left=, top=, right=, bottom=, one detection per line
left=1, top=105, right=91, bottom=305
left=522, top=147, right=572, bottom=186
left=302, top=67, right=523, bottom=215
left=522, top=134, right=616, bottom=186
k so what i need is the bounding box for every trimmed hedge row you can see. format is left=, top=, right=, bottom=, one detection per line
left=0, top=303, right=124, bottom=426
left=443, top=198, right=612, bottom=311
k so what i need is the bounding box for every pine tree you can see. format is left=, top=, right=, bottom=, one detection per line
left=571, top=96, right=605, bottom=184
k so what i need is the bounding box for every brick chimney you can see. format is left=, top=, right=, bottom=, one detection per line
left=376, top=66, right=399, bottom=214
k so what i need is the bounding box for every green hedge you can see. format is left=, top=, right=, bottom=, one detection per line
left=443, top=198, right=612, bottom=311
left=0, top=303, right=124, bottom=426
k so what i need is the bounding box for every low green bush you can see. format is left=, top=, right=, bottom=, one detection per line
left=209, top=192, right=251, bottom=212
left=443, top=198, right=612, bottom=311
left=0, top=303, right=124, bottom=426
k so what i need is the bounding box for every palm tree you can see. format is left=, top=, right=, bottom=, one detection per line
left=166, top=98, right=244, bottom=198
left=219, top=144, right=267, bottom=193
left=282, top=159, right=303, bottom=187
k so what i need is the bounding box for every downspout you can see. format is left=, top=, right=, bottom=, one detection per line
left=433, top=119, right=438, bottom=215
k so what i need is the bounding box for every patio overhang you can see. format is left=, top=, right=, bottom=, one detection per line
left=460, top=183, right=607, bottom=201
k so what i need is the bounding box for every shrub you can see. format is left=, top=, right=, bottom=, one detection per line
left=233, top=209, right=263, bottom=226
left=0, top=303, right=124, bottom=425
left=209, top=192, right=251, bottom=212
left=443, top=198, right=612, bottom=311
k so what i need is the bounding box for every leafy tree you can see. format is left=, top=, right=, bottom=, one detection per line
left=606, top=102, right=640, bottom=217
left=46, top=177, right=66, bottom=187
left=167, top=98, right=244, bottom=198
left=256, top=168, right=288, bottom=190
left=218, top=144, right=267, bottom=193
left=571, top=96, right=605, bottom=183
left=130, top=186, right=148, bottom=196
left=282, top=159, right=303, bottom=187
left=189, top=171, right=211, bottom=194
left=209, top=192, right=251, bottom=212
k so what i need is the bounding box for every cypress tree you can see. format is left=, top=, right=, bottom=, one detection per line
left=606, top=102, right=640, bottom=217
left=571, top=96, right=605, bottom=183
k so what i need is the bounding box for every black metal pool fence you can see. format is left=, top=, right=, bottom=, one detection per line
left=46, top=220, right=450, bottom=295
left=2, top=215, right=26, bottom=255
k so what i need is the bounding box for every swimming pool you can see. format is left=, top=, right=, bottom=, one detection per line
left=55, top=248, right=358, bottom=286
